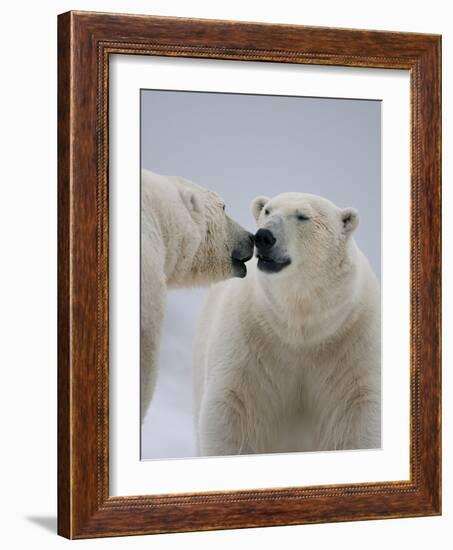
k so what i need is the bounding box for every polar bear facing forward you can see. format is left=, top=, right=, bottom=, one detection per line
left=141, top=170, right=254, bottom=423
left=194, top=192, right=381, bottom=456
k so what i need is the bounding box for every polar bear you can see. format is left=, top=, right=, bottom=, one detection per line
left=193, top=192, right=381, bottom=455
left=141, top=169, right=254, bottom=422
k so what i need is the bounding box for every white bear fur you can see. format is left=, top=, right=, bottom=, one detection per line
left=141, top=169, right=252, bottom=422
left=194, top=192, right=381, bottom=455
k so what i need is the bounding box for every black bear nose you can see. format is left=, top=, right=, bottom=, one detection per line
left=255, top=228, right=276, bottom=250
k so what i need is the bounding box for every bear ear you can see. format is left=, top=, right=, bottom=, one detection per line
left=341, top=207, right=359, bottom=235
left=179, top=188, right=202, bottom=215
left=251, top=196, right=270, bottom=222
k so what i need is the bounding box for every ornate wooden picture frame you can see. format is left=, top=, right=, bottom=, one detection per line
left=58, top=10, right=441, bottom=539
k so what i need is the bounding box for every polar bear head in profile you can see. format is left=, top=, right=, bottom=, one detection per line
left=251, top=192, right=359, bottom=283
left=178, top=181, right=255, bottom=284
left=141, top=169, right=254, bottom=289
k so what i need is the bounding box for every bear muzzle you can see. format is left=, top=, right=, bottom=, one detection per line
left=255, top=229, right=291, bottom=274
left=231, top=232, right=254, bottom=278
left=254, top=228, right=276, bottom=251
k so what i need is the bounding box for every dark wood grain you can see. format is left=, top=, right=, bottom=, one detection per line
left=57, top=11, right=71, bottom=538
left=57, top=10, right=441, bottom=539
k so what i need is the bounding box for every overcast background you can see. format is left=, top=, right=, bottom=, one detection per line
left=140, top=89, right=381, bottom=459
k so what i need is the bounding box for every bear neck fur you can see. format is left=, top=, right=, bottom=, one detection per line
left=249, top=238, right=380, bottom=350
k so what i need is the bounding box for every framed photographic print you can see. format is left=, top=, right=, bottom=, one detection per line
left=58, top=11, right=441, bottom=539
